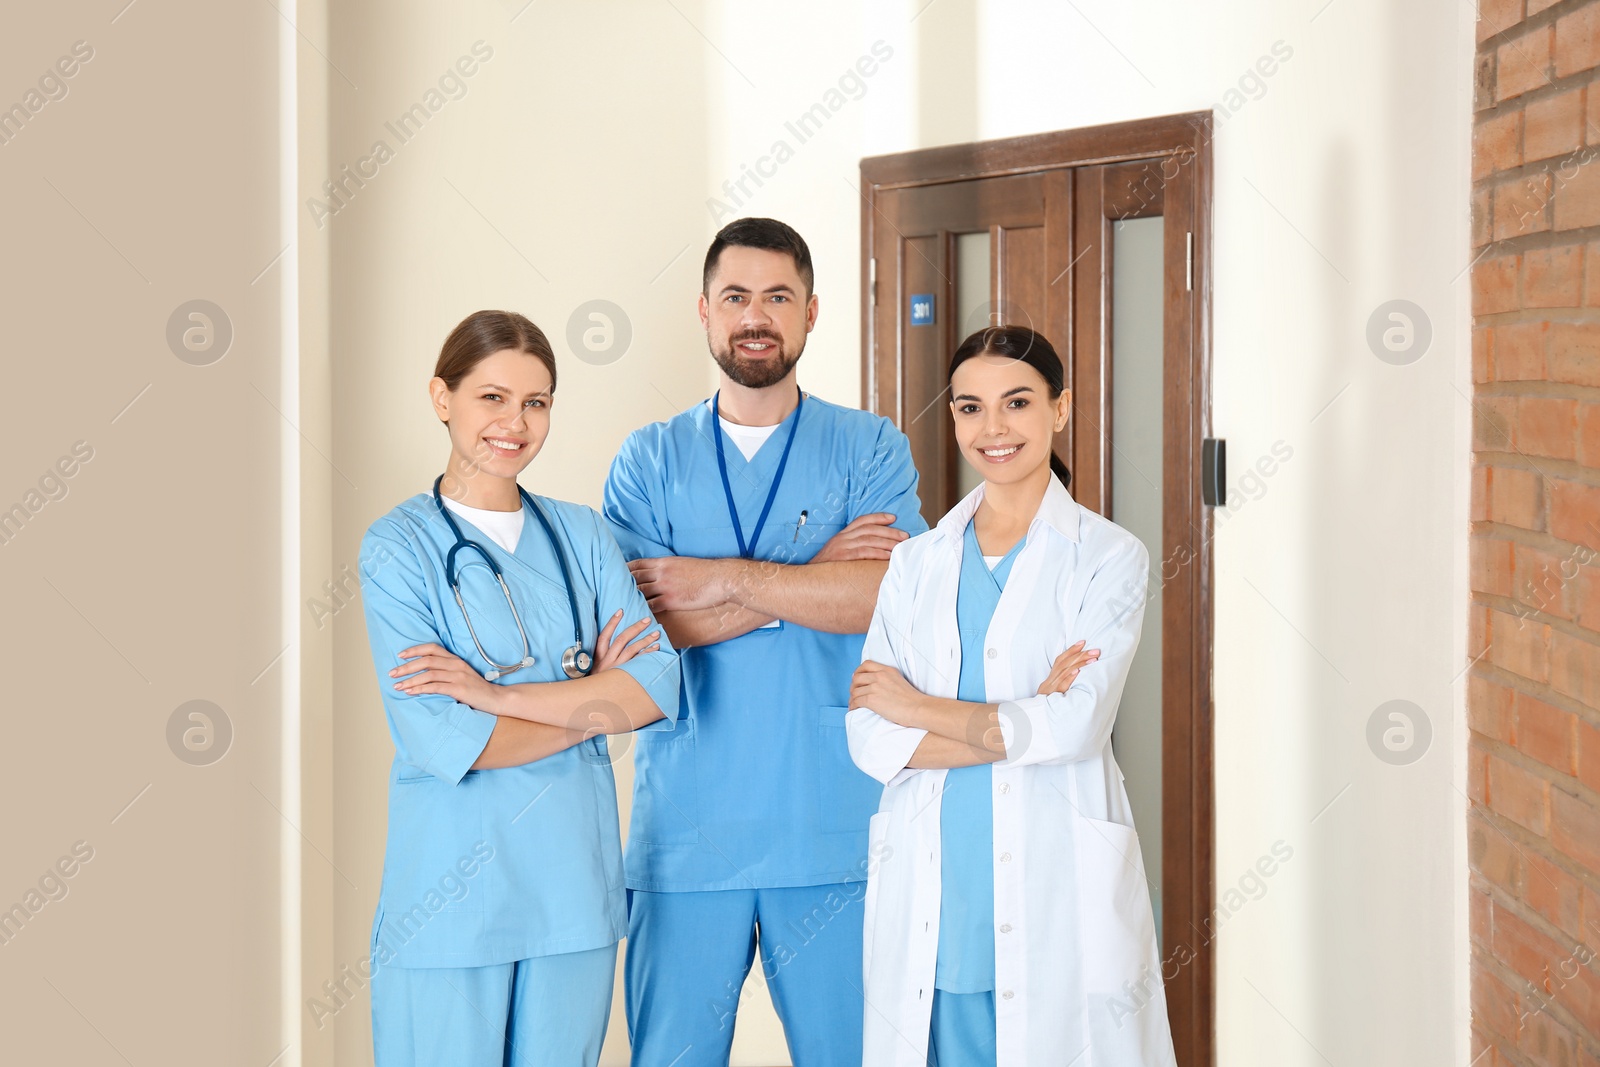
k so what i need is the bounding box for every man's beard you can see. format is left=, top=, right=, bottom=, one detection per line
left=710, top=328, right=805, bottom=389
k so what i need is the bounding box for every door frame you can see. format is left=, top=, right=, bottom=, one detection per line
left=858, top=112, right=1216, bottom=1067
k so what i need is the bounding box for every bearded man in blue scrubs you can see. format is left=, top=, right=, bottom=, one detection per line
left=604, top=217, right=926, bottom=1066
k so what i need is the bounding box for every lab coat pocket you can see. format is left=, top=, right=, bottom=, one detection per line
left=1075, top=814, right=1163, bottom=1049
left=629, top=717, right=700, bottom=846
left=818, top=705, right=885, bottom=833
left=1075, top=812, right=1177, bottom=1062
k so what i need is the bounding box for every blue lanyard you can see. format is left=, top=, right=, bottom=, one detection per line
left=712, top=387, right=803, bottom=559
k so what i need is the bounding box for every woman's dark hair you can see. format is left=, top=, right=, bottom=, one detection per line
left=948, top=325, right=1072, bottom=489
left=434, top=309, right=557, bottom=394
left=702, top=217, right=815, bottom=296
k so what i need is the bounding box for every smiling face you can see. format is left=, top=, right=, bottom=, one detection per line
left=949, top=353, right=1071, bottom=489
left=429, top=347, right=553, bottom=482
left=699, top=245, right=818, bottom=389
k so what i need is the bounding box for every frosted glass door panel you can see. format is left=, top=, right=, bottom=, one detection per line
left=1109, top=215, right=1164, bottom=944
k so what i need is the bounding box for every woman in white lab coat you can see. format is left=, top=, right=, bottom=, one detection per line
left=847, top=326, right=1177, bottom=1067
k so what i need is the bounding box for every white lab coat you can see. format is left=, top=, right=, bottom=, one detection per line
left=847, top=475, right=1178, bottom=1067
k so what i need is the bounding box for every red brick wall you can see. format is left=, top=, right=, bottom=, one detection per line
left=1471, top=2, right=1600, bottom=1064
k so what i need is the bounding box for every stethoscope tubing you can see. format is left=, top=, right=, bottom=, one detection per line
left=431, top=475, right=591, bottom=679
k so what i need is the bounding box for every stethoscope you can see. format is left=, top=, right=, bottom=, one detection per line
left=432, top=476, right=592, bottom=681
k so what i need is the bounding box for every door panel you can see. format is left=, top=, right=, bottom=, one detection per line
left=898, top=228, right=951, bottom=518
left=1109, top=213, right=1167, bottom=944
left=870, top=173, right=1072, bottom=522
left=1077, top=150, right=1214, bottom=1067
left=995, top=223, right=1046, bottom=334
left=954, top=231, right=992, bottom=500
left=893, top=171, right=1043, bottom=232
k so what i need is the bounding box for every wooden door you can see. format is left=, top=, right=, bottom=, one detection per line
left=860, top=113, right=1216, bottom=1067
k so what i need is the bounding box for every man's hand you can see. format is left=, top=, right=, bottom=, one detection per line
left=850, top=659, right=927, bottom=727
left=810, top=513, right=909, bottom=563
left=627, top=556, right=731, bottom=613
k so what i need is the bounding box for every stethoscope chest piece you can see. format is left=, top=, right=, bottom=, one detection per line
left=562, top=645, right=593, bottom=679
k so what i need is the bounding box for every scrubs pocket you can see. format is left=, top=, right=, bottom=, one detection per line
left=385, top=775, right=483, bottom=908
left=1076, top=813, right=1158, bottom=984
left=667, top=526, right=738, bottom=560
left=778, top=521, right=843, bottom=564
left=818, top=705, right=885, bottom=833
left=629, top=718, right=700, bottom=846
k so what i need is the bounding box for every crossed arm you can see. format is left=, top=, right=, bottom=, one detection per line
left=389, top=611, right=667, bottom=770
left=627, top=513, right=910, bottom=648
left=465, top=669, right=654, bottom=770
left=849, top=642, right=1100, bottom=770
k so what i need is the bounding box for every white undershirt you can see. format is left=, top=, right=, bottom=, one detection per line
left=717, top=416, right=780, bottom=461
left=441, top=495, right=526, bottom=554
left=707, top=400, right=782, bottom=461
left=984, top=555, right=1001, bottom=570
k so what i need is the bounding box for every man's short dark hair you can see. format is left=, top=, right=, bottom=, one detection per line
left=702, top=217, right=814, bottom=296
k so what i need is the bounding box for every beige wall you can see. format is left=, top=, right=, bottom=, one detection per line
left=0, top=1, right=1472, bottom=1065
left=0, top=2, right=298, bottom=1064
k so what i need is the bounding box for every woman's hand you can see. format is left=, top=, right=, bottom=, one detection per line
left=1037, top=640, right=1099, bottom=695
left=593, top=610, right=661, bottom=672
left=850, top=660, right=927, bottom=728
left=390, top=643, right=502, bottom=713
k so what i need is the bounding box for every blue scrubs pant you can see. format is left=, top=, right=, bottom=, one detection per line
left=625, top=884, right=864, bottom=1066
left=371, top=943, right=617, bottom=1066
left=927, top=990, right=997, bottom=1067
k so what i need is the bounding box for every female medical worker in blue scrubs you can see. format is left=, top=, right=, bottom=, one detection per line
left=358, top=309, right=680, bottom=1067
left=847, top=326, right=1178, bottom=1067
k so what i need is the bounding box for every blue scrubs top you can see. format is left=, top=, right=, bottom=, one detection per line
left=603, top=393, right=926, bottom=892
left=935, top=518, right=1023, bottom=993
left=359, top=492, right=680, bottom=968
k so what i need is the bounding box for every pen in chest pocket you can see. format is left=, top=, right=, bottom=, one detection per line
left=792, top=510, right=807, bottom=541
